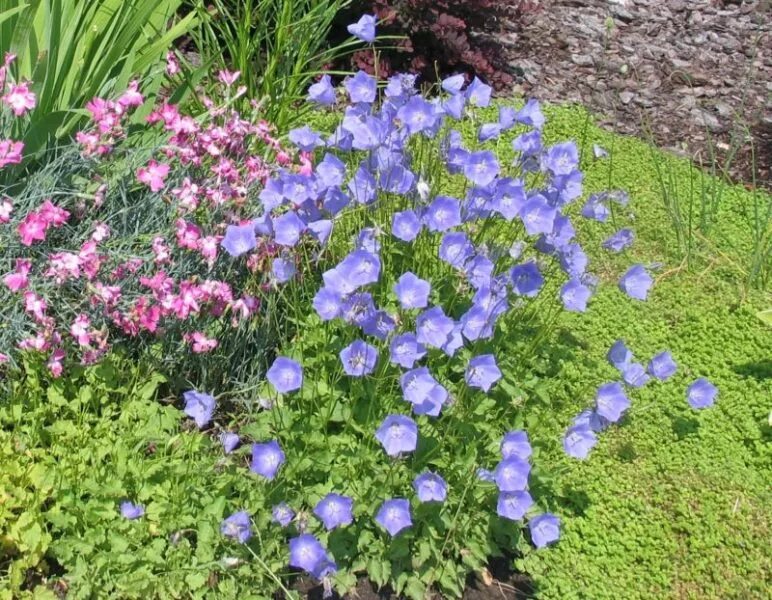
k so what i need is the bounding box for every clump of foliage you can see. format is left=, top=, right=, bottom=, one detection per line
left=335, top=0, right=538, bottom=88
left=189, top=0, right=354, bottom=130
left=0, top=356, right=294, bottom=598
left=1, top=15, right=726, bottom=600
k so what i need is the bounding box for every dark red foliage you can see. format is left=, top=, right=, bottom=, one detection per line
left=337, top=0, right=539, bottom=89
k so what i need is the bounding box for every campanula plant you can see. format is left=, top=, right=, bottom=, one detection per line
left=164, top=19, right=716, bottom=595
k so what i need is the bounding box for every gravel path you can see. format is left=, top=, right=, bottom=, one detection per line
left=500, top=0, right=771, bottom=187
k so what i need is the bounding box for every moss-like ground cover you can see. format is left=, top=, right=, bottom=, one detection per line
left=1, top=103, right=769, bottom=599
left=520, top=105, right=771, bottom=599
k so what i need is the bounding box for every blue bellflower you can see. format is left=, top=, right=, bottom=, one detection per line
left=183, top=390, right=215, bottom=428
left=687, top=378, right=718, bottom=409
left=250, top=440, right=285, bottom=480
left=314, top=493, right=354, bottom=530
left=375, top=498, right=412, bottom=536
left=375, top=414, right=418, bottom=456
left=413, top=472, right=448, bottom=502
left=221, top=511, right=252, bottom=543
left=497, top=490, right=533, bottom=521
left=267, top=357, right=303, bottom=393
left=529, top=513, right=561, bottom=548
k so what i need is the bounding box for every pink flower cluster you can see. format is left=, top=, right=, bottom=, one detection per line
left=17, top=200, right=70, bottom=246
left=75, top=80, right=144, bottom=156
left=0, top=53, right=32, bottom=169
left=1, top=74, right=304, bottom=378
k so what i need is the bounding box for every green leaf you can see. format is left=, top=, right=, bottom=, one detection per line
left=184, top=570, right=209, bottom=590
left=367, top=558, right=391, bottom=587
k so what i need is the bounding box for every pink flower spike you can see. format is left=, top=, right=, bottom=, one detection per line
left=0, top=199, right=12, bottom=223
left=18, top=212, right=48, bottom=246
left=0, top=139, right=24, bottom=167
left=137, top=160, right=170, bottom=192
left=0, top=353, right=9, bottom=364
left=3, top=82, right=36, bottom=116
left=218, top=70, right=241, bottom=86
left=3, top=52, right=15, bottom=67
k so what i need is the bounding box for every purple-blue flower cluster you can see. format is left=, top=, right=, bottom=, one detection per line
left=166, top=14, right=719, bottom=587
left=562, top=340, right=717, bottom=459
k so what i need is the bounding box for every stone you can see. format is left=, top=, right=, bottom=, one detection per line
left=690, top=108, right=723, bottom=132
left=611, top=6, right=635, bottom=23
left=570, top=54, right=594, bottom=67
left=619, top=90, right=635, bottom=104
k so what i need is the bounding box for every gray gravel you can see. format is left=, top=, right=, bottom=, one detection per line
left=500, top=0, right=771, bottom=185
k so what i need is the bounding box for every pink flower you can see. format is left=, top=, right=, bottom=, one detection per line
left=166, top=51, right=180, bottom=76
left=0, top=199, right=11, bottom=223
left=199, top=236, right=219, bottom=267
left=47, top=349, right=65, bottom=378
left=39, top=200, right=70, bottom=227
left=0, top=353, right=9, bottom=364
left=218, top=70, right=241, bottom=86
left=152, top=236, right=172, bottom=263
left=117, top=80, right=143, bottom=109
left=45, top=252, right=81, bottom=283
left=171, top=178, right=200, bottom=211
left=23, top=291, right=47, bottom=321
left=18, top=334, right=49, bottom=352
left=133, top=297, right=161, bottom=333
left=175, top=219, right=201, bottom=250
left=170, top=281, right=201, bottom=319
left=18, top=212, right=48, bottom=246
left=3, top=258, right=31, bottom=292
left=70, top=314, right=92, bottom=346
left=3, top=82, right=36, bottom=116
left=298, top=154, right=313, bottom=176
left=139, top=271, right=174, bottom=296
left=3, top=270, right=28, bottom=292
left=92, top=283, right=122, bottom=307
left=78, top=241, right=103, bottom=279
left=187, top=331, right=218, bottom=353
left=160, top=102, right=180, bottom=122
left=76, top=131, right=103, bottom=156
left=91, top=222, right=110, bottom=242
left=0, top=139, right=23, bottom=167
left=230, top=295, right=259, bottom=326
left=85, top=97, right=111, bottom=122
left=137, top=160, right=170, bottom=192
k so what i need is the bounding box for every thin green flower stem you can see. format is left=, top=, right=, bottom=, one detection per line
left=243, top=543, right=293, bottom=596
left=434, top=467, right=477, bottom=581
